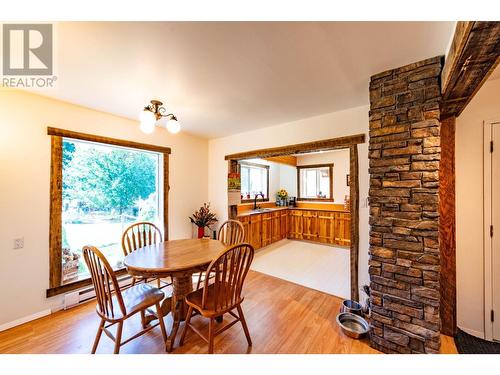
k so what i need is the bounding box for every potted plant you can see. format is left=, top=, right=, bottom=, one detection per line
left=277, top=188, right=288, bottom=206
left=189, top=203, right=218, bottom=238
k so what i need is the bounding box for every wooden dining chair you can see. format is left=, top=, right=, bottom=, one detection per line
left=218, top=219, right=245, bottom=246
left=83, top=246, right=168, bottom=354
left=195, top=219, right=245, bottom=290
left=122, top=222, right=171, bottom=288
left=180, top=243, right=254, bottom=354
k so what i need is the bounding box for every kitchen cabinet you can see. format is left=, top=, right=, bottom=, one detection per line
left=288, top=210, right=303, bottom=239
left=239, top=214, right=262, bottom=249
left=271, top=211, right=281, bottom=242
left=317, top=211, right=336, bottom=244
left=301, top=211, right=318, bottom=241
left=261, top=213, right=273, bottom=247
left=279, top=210, right=288, bottom=239
left=333, top=211, right=351, bottom=246
left=261, top=211, right=281, bottom=246
left=238, top=207, right=351, bottom=250
left=317, top=211, right=351, bottom=246
left=249, top=214, right=263, bottom=249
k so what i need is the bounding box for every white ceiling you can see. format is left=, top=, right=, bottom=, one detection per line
left=37, top=22, right=455, bottom=139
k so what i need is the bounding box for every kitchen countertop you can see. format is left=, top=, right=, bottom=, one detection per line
left=237, top=206, right=349, bottom=217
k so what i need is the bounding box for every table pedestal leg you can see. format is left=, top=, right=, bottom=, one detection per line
left=165, top=272, right=193, bottom=352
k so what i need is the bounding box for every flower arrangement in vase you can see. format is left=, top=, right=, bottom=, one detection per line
left=277, top=188, right=288, bottom=206
left=189, top=203, right=218, bottom=238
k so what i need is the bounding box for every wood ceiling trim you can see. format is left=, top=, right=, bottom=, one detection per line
left=224, top=134, right=365, bottom=160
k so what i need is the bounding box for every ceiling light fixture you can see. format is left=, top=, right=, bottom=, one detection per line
left=139, top=99, right=181, bottom=134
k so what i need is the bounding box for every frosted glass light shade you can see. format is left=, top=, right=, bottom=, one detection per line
left=139, top=110, right=156, bottom=134
left=166, top=118, right=181, bottom=134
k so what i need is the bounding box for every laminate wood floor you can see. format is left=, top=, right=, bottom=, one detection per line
left=0, top=271, right=457, bottom=354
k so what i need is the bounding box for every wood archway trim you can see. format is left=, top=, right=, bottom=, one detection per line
left=224, top=134, right=365, bottom=160
left=439, top=21, right=499, bottom=336
left=225, top=134, right=365, bottom=301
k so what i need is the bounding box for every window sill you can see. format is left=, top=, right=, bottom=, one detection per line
left=46, top=268, right=127, bottom=298
left=297, top=198, right=335, bottom=202
left=241, top=198, right=269, bottom=204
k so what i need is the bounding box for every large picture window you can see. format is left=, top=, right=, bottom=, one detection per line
left=239, top=162, right=269, bottom=203
left=61, top=139, right=162, bottom=282
left=47, top=127, right=170, bottom=296
left=297, top=164, right=334, bottom=201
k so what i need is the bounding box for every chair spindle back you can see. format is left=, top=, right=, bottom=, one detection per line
left=83, top=246, right=126, bottom=319
left=202, top=243, right=254, bottom=312
left=217, top=220, right=245, bottom=246
left=122, top=222, right=163, bottom=256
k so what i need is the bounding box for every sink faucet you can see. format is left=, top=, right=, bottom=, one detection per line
left=253, top=192, right=265, bottom=210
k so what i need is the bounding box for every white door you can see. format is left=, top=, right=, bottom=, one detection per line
left=492, top=122, right=500, bottom=341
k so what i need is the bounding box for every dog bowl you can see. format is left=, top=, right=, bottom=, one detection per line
left=341, top=300, right=363, bottom=315
left=336, top=312, right=370, bottom=339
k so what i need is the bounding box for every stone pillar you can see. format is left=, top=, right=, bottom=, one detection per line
left=368, top=56, right=442, bottom=354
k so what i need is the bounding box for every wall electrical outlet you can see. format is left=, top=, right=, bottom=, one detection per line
left=13, top=237, right=24, bottom=249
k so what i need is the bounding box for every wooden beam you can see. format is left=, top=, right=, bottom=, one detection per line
left=224, top=134, right=365, bottom=160
left=439, top=117, right=457, bottom=336
left=47, top=127, right=172, bottom=154
left=439, top=20, right=499, bottom=334
left=48, top=136, right=63, bottom=289
left=349, top=145, right=359, bottom=302
left=441, top=21, right=500, bottom=118
left=441, top=22, right=474, bottom=94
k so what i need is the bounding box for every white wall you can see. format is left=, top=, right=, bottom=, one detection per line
left=296, top=148, right=350, bottom=203
left=0, top=89, right=208, bottom=326
left=208, top=105, right=370, bottom=289
left=279, top=165, right=297, bottom=198
left=456, top=77, right=500, bottom=338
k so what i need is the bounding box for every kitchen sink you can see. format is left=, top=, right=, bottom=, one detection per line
left=252, top=208, right=274, bottom=212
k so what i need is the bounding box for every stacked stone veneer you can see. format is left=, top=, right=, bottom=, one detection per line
left=368, top=56, right=442, bottom=354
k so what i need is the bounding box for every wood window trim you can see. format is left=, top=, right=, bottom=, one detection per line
left=46, top=127, right=170, bottom=298
left=239, top=161, right=270, bottom=203
left=47, top=127, right=171, bottom=154
left=296, top=163, right=334, bottom=202
left=46, top=268, right=129, bottom=298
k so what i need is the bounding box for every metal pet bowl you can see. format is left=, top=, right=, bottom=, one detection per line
left=336, top=312, right=370, bottom=339
left=341, top=299, right=362, bottom=315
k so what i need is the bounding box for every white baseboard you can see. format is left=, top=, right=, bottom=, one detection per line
left=457, top=325, right=485, bottom=339
left=0, top=309, right=52, bottom=332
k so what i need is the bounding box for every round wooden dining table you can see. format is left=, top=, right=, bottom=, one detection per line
left=124, top=238, right=226, bottom=352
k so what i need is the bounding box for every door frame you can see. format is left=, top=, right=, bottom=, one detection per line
left=225, top=134, right=365, bottom=301
left=483, top=119, right=500, bottom=342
